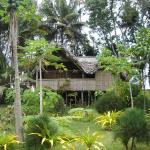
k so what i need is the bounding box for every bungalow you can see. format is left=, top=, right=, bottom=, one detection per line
left=38, top=48, right=113, bottom=105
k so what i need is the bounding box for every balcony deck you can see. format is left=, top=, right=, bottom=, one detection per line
left=40, top=78, right=111, bottom=91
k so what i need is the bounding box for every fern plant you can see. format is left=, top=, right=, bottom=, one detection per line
left=25, top=114, right=58, bottom=149
left=96, top=111, right=121, bottom=130
left=0, top=134, right=19, bottom=150
left=76, top=128, right=105, bottom=150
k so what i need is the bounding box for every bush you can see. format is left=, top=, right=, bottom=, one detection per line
left=134, top=94, right=150, bottom=111
left=68, top=108, right=97, bottom=121
left=0, top=133, right=19, bottom=150
left=114, top=108, right=150, bottom=150
left=25, top=114, right=58, bottom=150
left=114, top=81, right=140, bottom=98
left=96, top=111, right=121, bottom=130
left=3, top=88, right=24, bottom=105
left=22, top=88, right=64, bottom=115
left=95, top=91, right=125, bottom=113
left=43, top=89, right=64, bottom=114
left=2, top=88, right=15, bottom=105
left=22, top=89, right=39, bottom=115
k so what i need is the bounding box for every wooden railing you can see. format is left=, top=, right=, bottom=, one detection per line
left=40, top=78, right=111, bottom=91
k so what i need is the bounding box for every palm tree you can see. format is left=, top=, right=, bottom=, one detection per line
left=9, top=0, right=23, bottom=141
left=40, top=0, right=84, bottom=54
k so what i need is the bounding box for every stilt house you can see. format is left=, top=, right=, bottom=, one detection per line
left=39, top=49, right=113, bottom=105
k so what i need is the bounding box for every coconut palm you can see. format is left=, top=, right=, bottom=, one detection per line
left=40, top=0, right=84, bottom=54
left=9, top=0, right=23, bottom=141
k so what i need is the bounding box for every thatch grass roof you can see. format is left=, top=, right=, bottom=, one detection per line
left=61, top=48, right=98, bottom=74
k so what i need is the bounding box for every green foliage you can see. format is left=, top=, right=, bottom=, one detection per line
left=112, top=81, right=140, bottom=108
left=22, top=89, right=39, bottom=115
left=134, top=93, right=150, bottom=110
left=68, top=108, right=98, bottom=122
left=98, top=47, right=138, bottom=78
left=43, top=89, right=64, bottom=114
left=22, top=88, right=65, bottom=115
left=95, top=91, right=124, bottom=113
left=94, top=90, right=104, bottom=99
left=96, top=111, right=121, bottom=130
left=114, top=108, right=150, bottom=150
left=76, top=128, right=106, bottom=150
left=128, top=27, right=150, bottom=71
left=25, top=114, right=58, bottom=150
left=0, top=105, right=14, bottom=132
left=2, top=88, right=15, bottom=104
left=0, top=133, right=19, bottom=150
left=19, top=38, right=66, bottom=73
left=121, top=1, right=139, bottom=27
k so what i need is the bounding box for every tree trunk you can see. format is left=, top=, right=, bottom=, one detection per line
left=125, top=144, right=128, bottom=150
left=36, top=67, right=38, bottom=88
left=39, top=59, right=43, bottom=114
left=9, top=8, right=23, bottom=141
left=131, top=137, right=135, bottom=150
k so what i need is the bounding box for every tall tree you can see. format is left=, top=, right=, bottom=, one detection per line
left=20, top=38, right=64, bottom=114
left=40, top=0, right=93, bottom=56
left=9, top=0, right=23, bottom=141
left=85, top=0, right=149, bottom=51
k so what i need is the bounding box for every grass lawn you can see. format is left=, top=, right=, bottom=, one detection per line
left=1, top=105, right=150, bottom=150
left=53, top=116, right=150, bottom=150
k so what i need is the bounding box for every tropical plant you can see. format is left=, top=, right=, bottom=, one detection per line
left=68, top=108, right=97, bottom=121
left=0, top=105, right=14, bottom=132
left=76, top=128, right=106, bottom=150
left=0, top=133, right=19, bottom=150
left=20, top=38, right=63, bottom=114
left=9, top=1, right=23, bottom=141
left=96, top=111, right=121, bottom=130
left=43, top=88, right=64, bottom=114
left=114, top=108, right=150, bottom=150
left=25, top=114, right=58, bottom=150
left=95, top=91, right=125, bottom=113
left=2, top=88, right=15, bottom=105
left=58, top=135, right=76, bottom=150
left=40, top=0, right=90, bottom=56
left=22, top=89, right=39, bottom=115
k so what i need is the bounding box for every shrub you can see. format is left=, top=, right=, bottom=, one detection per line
left=43, top=89, right=64, bottom=114
left=95, top=91, right=125, bottom=113
left=0, top=105, right=14, bottom=132
left=134, top=94, right=150, bottom=111
left=3, top=88, right=24, bottom=105
left=76, top=128, right=105, bottom=150
left=2, top=88, right=15, bottom=105
left=114, top=81, right=140, bottom=98
left=25, top=114, right=58, bottom=150
left=22, top=89, right=39, bottom=115
left=114, top=108, right=150, bottom=150
left=22, top=88, right=64, bottom=115
left=68, top=108, right=97, bottom=121
left=0, top=133, right=19, bottom=150
left=96, top=111, right=121, bottom=130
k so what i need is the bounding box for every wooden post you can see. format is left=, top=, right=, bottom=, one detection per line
left=88, top=91, right=90, bottom=106
left=36, top=67, right=38, bottom=88
left=81, top=91, right=84, bottom=105
left=81, top=73, right=84, bottom=105
left=39, top=59, right=43, bottom=114
left=9, top=6, right=23, bottom=141
left=65, top=91, right=68, bottom=106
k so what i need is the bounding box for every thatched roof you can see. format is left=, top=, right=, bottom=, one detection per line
left=75, top=57, right=98, bottom=74
left=61, top=48, right=98, bottom=74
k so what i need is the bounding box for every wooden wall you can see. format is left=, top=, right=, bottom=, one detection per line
left=40, top=71, right=113, bottom=91
left=95, top=71, right=113, bottom=90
